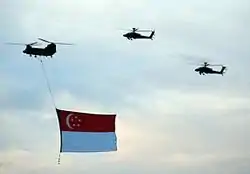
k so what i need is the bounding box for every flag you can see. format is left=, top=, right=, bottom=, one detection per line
left=56, top=108, right=117, bottom=153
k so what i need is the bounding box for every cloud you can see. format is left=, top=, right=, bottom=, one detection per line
left=2, top=87, right=250, bottom=173
left=1, top=0, right=250, bottom=173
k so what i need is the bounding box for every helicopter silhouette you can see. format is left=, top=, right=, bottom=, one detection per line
left=194, top=62, right=227, bottom=75
left=122, top=28, right=155, bottom=40
left=6, top=38, right=73, bottom=58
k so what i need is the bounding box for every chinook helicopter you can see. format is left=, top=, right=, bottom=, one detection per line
left=6, top=38, right=73, bottom=58
left=194, top=62, right=227, bottom=75
left=122, top=28, right=155, bottom=40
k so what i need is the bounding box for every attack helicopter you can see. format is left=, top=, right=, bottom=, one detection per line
left=6, top=38, right=73, bottom=58
left=122, top=28, right=155, bottom=40
left=194, top=62, right=227, bottom=75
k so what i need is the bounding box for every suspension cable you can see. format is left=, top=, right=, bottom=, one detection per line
left=39, top=59, right=56, bottom=109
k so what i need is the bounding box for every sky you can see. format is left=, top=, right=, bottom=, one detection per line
left=0, top=0, right=250, bottom=173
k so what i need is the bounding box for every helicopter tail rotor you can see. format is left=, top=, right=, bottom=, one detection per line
left=149, top=30, right=155, bottom=39
left=220, top=66, right=227, bottom=75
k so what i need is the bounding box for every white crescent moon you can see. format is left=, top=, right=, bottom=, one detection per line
left=66, top=113, right=74, bottom=129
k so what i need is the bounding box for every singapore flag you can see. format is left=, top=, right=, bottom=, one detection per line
left=56, top=108, right=117, bottom=153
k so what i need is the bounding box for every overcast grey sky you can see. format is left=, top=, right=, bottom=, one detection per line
left=1, top=0, right=250, bottom=174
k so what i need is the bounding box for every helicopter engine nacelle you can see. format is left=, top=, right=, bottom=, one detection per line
left=23, top=45, right=32, bottom=54
left=44, top=43, right=56, bottom=52
left=45, top=43, right=56, bottom=48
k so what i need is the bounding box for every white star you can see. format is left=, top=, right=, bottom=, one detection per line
left=78, top=119, right=82, bottom=122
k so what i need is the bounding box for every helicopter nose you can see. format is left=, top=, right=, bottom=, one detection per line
left=194, top=68, right=199, bottom=72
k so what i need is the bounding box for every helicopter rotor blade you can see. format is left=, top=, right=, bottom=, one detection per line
left=207, top=64, right=224, bottom=66
left=53, top=42, right=74, bottom=45
left=137, top=29, right=152, bottom=32
left=5, top=42, right=40, bottom=46
left=38, top=38, right=73, bottom=45
left=38, top=38, right=52, bottom=43
left=181, top=54, right=212, bottom=64
left=29, top=42, right=38, bottom=46
left=119, top=28, right=138, bottom=32
left=199, top=62, right=209, bottom=65
left=119, top=28, right=132, bottom=31
left=5, top=42, right=27, bottom=45
left=119, top=28, right=151, bottom=32
left=182, top=55, right=225, bottom=67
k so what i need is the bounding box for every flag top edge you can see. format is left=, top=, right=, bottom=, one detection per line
left=56, top=108, right=117, bottom=116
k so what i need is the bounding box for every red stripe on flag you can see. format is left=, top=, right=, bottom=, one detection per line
left=56, top=109, right=116, bottom=132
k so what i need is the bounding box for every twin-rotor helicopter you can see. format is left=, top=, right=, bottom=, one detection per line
left=6, top=38, right=73, bottom=58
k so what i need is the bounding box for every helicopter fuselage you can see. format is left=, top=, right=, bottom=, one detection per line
left=23, top=43, right=56, bottom=57
left=123, top=31, right=155, bottom=40
left=195, top=66, right=226, bottom=75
